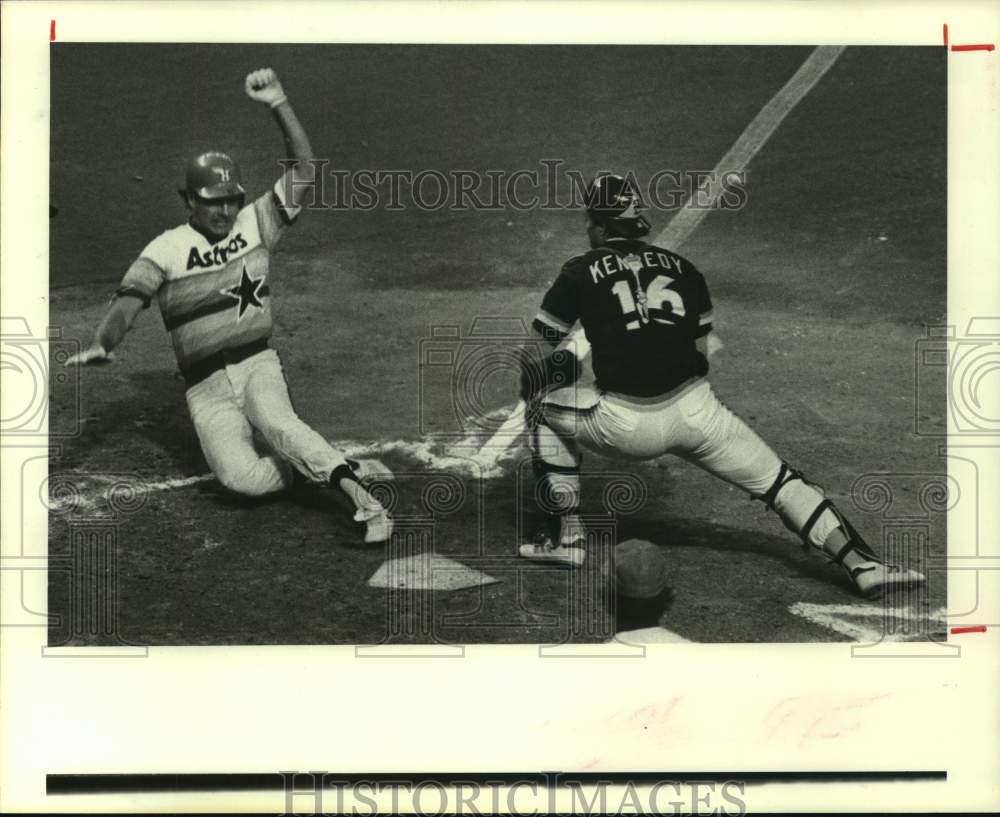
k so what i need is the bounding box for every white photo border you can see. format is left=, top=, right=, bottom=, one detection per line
left=2, top=0, right=998, bottom=813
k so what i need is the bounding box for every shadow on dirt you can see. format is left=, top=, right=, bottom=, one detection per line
left=620, top=513, right=856, bottom=592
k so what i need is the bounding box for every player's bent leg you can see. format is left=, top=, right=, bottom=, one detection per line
left=519, top=414, right=586, bottom=567
left=241, top=351, right=391, bottom=543
left=757, top=464, right=926, bottom=599
left=671, top=383, right=784, bottom=493
left=224, top=457, right=294, bottom=496
left=676, top=386, right=925, bottom=598
left=241, top=352, right=349, bottom=481
left=186, top=373, right=294, bottom=497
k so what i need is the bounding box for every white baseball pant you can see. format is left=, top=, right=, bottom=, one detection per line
left=185, top=349, right=349, bottom=496
left=535, top=378, right=843, bottom=548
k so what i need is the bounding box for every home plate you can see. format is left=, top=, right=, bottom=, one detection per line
left=367, top=554, right=501, bottom=591
left=614, top=626, right=693, bottom=644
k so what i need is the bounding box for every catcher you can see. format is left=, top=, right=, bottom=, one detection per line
left=517, top=173, right=926, bottom=598
left=65, top=68, right=391, bottom=544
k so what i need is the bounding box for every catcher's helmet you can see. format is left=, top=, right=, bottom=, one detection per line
left=584, top=173, right=651, bottom=238
left=183, top=151, right=246, bottom=200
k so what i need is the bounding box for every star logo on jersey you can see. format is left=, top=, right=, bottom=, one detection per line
left=221, top=263, right=266, bottom=322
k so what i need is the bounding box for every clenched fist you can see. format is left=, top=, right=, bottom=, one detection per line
left=245, top=67, right=287, bottom=107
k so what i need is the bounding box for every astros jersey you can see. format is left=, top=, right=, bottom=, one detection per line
left=533, top=237, right=714, bottom=397
left=115, top=175, right=300, bottom=375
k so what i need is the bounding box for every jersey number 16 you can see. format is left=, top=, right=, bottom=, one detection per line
left=611, top=275, right=686, bottom=331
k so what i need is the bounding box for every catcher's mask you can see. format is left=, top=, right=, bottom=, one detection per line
left=179, top=151, right=246, bottom=204
left=584, top=173, right=651, bottom=239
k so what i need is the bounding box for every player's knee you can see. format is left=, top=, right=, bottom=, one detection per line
left=531, top=424, right=581, bottom=474
left=216, top=458, right=292, bottom=497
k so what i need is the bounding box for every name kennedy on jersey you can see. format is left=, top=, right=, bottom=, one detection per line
left=589, top=250, right=682, bottom=283
left=186, top=233, right=249, bottom=270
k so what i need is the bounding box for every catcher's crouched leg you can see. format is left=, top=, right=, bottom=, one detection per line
left=518, top=422, right=586, bottom=567
left=535, top=461, right=583, bottom=543
left=758, top=463, right=926, bottom=599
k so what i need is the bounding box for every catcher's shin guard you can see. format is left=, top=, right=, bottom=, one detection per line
left=755, top=463, right=925, bottom=597
left=532, top=458, right=582, bottom=542
left=519, top=455, right=586, bottom=566
left=529, top=420, right=584, bottom=541
left=756, top=464, right=853, bottom=554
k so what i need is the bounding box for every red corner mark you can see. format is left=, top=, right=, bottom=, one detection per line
left=950, top=625, right=987, bottom=635
left=944, top=22, right=995, bottom=52
left=50, top=19, right=56, bottom=42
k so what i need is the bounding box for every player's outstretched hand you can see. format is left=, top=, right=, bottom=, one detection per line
left=64, top=344, right=112, bottom=366
left=245, top=68, right=286, bottom=106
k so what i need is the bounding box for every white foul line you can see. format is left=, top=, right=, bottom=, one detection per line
left=658, top=45, right=846, bottom=248
left=475, top=46, right=848, bottom=466
left=49, top=435, right=517, bottom=513
left=790, top=602, right=948, bottom=643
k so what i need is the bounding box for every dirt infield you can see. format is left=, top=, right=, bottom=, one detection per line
left=47, top=45, right=946, bottom=645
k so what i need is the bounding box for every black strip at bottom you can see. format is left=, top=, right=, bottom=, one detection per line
left=47, top=770, right=946, bottom=794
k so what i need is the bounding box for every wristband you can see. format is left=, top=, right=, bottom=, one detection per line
left=269, top=95, right=288, bottom=109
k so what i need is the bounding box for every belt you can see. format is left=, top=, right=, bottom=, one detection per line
left=603, top=376, right=705, bottom=410
left=181, top=338, right=270, bottom=387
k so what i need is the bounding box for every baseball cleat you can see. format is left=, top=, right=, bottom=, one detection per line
left=559, top=514, right=586, bottom=548
left=846, top=560, right=926, bottom=599
left=354, top=506, right=393, bottom=544
left=518, top=534, right=586, bottom=567
left=347, top=457, right=393, bottom=484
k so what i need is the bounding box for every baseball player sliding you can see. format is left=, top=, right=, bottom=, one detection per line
left=66, top=69, right=392, bottom=544
left=518, top=173, right=926, bottom=599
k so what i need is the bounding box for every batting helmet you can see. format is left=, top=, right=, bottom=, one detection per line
left=584, top=173, right=651, bottom=238
left=182, top=151, right=246, bottom=200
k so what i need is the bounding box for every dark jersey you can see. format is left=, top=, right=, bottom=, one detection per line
left=533, top=237, right=713, bottom=397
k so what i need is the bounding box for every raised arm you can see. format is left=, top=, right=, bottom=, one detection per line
left=245, top=68, right=316, bottom=210
left=65, top=295, right=145, bottom=366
